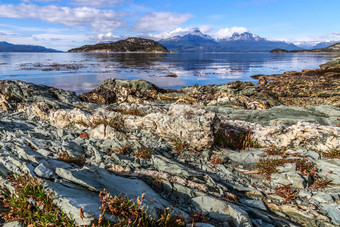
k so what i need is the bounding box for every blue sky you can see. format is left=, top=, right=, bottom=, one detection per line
left=0, top=0, right=339, bottom=50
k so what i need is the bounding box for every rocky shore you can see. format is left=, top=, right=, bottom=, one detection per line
left=0, top=58, right=339, bottom=226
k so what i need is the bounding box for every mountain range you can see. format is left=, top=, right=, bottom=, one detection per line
left=158, top=30, right=340, bottom=52
left=158, top=30, right=303, bottom=52
left=0, top=41, right=61, bottom=52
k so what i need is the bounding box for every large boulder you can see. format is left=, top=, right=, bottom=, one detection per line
left=125, top=104, right=221, bottom=149
left=0, top=80, right=80, bottom=111
left=79, top=79, right=161, bottom=104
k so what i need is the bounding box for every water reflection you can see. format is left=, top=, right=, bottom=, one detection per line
left=0, top=52, right=338, bottom=93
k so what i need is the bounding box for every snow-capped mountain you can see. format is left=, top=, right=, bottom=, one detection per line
left=222, top=32, right=264, bottom=41
left=159, top=30, right=301, bottom=52
left=294, top=41, right=339, bottom=49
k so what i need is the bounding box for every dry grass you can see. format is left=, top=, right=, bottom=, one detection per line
left=79, top=132, right=89, bottom=138
left=257, top=158, right=287, bottom=179
left=214, top=129, right=260, bottom=151
left=116, top=108, right=146, bottom=117
left=97, top=191, right=187, bottom=226
left=136, top=147, right=152, bottom=160
left=294, top=158, right=318, bottom=177
left=210, top=155, right=224, bottom=165
left=174, top=139, right=186, bottom=154
left=323, top=149, right=340, bottom=159
left=312, top=178, right=333, bottom=190
left=264, top=146, right=285, bottom=156
left=108, top=145, right=132, bottom=156
left=1, top=174, right=73, bottom=226
left=275, top=184, right=297, bottom=204
left=57, top=152, right=85, bottom=167
left=257, top=158, right=318, bottom=179
left=90, top=116, right=125, bottom=132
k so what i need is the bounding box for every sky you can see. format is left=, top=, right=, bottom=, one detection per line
left=0, top=0, right=339, bottom=50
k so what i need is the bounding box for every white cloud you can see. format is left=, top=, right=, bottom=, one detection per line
left=213, top=27, right=249, bottom=39
left=95, top=32, right=120, bottom=42
left=148, top=25, right=212, bottom=40
left=0, top=3, right=126, bottom=33
left=133, top=12, right=192, bottom=32
left=288, top=32, right=340, bottom=42
left=71, top=0, right=124, bottom=7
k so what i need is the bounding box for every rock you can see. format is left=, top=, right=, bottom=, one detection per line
left=192, top=196, right=252, bottom=227
left=152, top=155, right=201, bottom=178
left=126, top=104, right=220, bottom=149
left=34, top=163, right=55, bottom=179
left=226, top=149, right=265, bottom=165
left=315, top=159, right=340, bottom=185
left=3, top=221, right=24, bottom=227
left=239, top=198, right=267, bottom=211
left=326, top=204, right=340, bottom=225
left=312, top=192, right=334, bottom=203
left=79, top=78, right=161, bottom=105
left=54, top=166, right=172, bottom=213
left=0, top=80, right=80, bottom=111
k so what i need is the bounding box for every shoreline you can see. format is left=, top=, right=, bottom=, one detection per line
left=0, top=58, right=339, bottom=226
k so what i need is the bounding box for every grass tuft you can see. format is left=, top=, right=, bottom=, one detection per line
left=98, top=191, right=187, bottom=226
left=174, top=139, right=186, bottom=154
left=214, top=129, right=260, bottom=151
left=323, top=149, right=340, bottom=159
left=57, top=152, right=85, bottom=167
left=136, top=147, right=152, bottom=160
left=1, top=174, right=73, bottom=226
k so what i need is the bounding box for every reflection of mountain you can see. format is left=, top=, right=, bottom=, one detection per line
left=0, top=41, right=62, bottom=52
left=159, top=30, right=301, bottom=52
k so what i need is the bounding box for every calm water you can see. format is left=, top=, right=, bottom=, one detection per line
left=0, top=52, right=339, bottom=94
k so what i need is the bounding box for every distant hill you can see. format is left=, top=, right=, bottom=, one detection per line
left=159, top=30, right=301, bottom=52
left=0, top=41, right=62, bottom=52
left=273, top=42, right=340, bottom=53
left=294, top=41, right=339, bottom=49
left=68, top=37, right=169, bottom=53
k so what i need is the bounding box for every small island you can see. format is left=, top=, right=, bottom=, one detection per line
left=68, top=37, right=169, bottom=53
